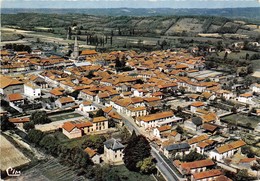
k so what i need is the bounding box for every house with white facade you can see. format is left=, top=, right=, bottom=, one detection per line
left=163, top=143, right=190, bottom=158
left=24, top=82, right=41, bottom=99
left=209, top=140, right=246, bottom=162
left=237, top=93, right=253, bottom=104
left=78, top=101, right=98, bottom=113
left=190, top=102, right=205, bottom=113
left=173, top=159, right=215, bottom=176
left=153, top=125, right=172, bottom=139
left=84, top=147, right=101, bottom=164
left=136, top=111, right=182, bottom=129
left=191, top=169, right=222, bottom=181
left=251, top=83, right=260, bottom=93
left=55, top=96, right=75, bottom=108
left=103, top=138, right=125, bottom=165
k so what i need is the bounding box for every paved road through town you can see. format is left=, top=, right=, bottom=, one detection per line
left=92, top=101, right=185, bottom=181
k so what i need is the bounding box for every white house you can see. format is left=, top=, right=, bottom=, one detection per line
left=153, top=125, right=172, bottom=139
left=190, top=102, right=205, bottom=113
left=62, top=122, right=82, bottom=139
left=125, top=106, right=147, bottom=117
left=103, top=138, right=125, bottom=165
left=24, top=82, right=41, bottom=99
left=237, top=93, right=253, bottom=104
left=55, top=96, right=75, bottom=108
left=137, top=111, right=182, bottom=129
left=84, top=147, right=101, bottom=164
left=209, top=140, right=246, bottom=162
left=163, top=143, right=190, bottom=158
left=191, top=169, right=222, bottom=181
left=78, top=101, right=98, bottom=113
left=251, top=83, right=260, bottom=93
left=173, top=159, right=215, bottom=176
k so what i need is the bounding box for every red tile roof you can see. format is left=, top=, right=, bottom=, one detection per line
left=192, top=169, right=222, bottom=180
left=8, top=93, right=23, bottom=101
left=216, top=140, right=246, bottom=154
left=190, top=102, right=205, bottom=107
left=181, top=159, right=215, bottom=170
left=9, top=117, right=30, bottom=123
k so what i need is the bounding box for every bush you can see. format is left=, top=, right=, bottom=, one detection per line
left=23, top=122, right=35, bottom=132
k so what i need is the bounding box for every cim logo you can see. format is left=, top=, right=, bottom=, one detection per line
left=6, top=167, right=21, bottom=177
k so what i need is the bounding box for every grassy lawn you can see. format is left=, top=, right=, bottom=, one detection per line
left=49, top=112, right=84, bottom=122
left=110, top=165, right=154, bottom=181
left=252, top=59, right=260, bottom=71
left=218, top=50, right=257, bottom=60
left=221, top=114, right=260, bottom=129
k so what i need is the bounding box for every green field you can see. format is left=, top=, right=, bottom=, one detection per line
left=221, top=114, right=260, bottom=129
left=49, top=112, right=84, bottom=122
left=252, top=59, right=260, bottom=71
left=109, top=165, right=154, bottom=181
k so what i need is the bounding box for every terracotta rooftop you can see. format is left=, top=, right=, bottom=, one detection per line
left=181, top=159, right=215, bottom=170
left=239, top=93, right=253, bottom=98
left=84, top=147, right=97, bottom=158
left=203, top=123, right=218, bottom=132
left=157, top=125, right=171, bottom=132
left=81, top=49, right=97, bottom=55
left=93, top=116, right=108, bottom=123
left=192, top=169, right=222, bottom=180
left=9, top=117, right=30, bottom=123
left=0, top=75, right=23, bottom=89
left=190, top=102, right=205, bottom=107
left=188, top=134, right=208, bottom=145
left=102, top=106, right=113, bottom=113
left=139, top=111, right=174, bottom=122
left=62, top=122, right=76, bottom=132
left=216, top=140, right=246, bottom=154
left=215, top=175, right=232, bottom=181
left=58, top=97, right=75, bottom=104
left=8, top=93, right=23, bottom=102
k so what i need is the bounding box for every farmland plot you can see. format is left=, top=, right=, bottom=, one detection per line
left=0, top=134, right=30, bottom=170
left=12, top=159, right=86, bottom=181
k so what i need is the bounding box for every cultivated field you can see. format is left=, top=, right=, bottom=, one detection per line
left=11, top=159, right=86, bottom=181
left=49, top=112, right=84, bottom=122
left=221, top=114, right=260, bottom=129
left=0, top=134, right=30, bottom=170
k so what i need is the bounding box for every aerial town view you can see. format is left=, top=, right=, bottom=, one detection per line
left=0, top=0, right=260, bottom=181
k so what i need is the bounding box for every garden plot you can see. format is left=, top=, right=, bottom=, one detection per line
left=0, top=134, right=30, bottom=170
left=13, top=159, right=86, bottom=181
left=166, top=18, right=204, bottom=34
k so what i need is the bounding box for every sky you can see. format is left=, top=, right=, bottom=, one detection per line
left=1, top=0, right=260, bottom=9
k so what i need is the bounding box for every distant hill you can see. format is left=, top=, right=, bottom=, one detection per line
left=2, top=12, right=260, bottom=40
left=1, top=7, right=260, bottom=20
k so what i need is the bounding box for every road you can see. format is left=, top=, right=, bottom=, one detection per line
left=93, top=101, right=185, bottom=181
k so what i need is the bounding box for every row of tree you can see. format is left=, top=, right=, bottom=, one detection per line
left=123, top=131, right=156, bottom=174
left=27, top=129, right=93, bottom=170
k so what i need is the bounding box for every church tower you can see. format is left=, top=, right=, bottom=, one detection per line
left=72, top=36, right=79, bottom=59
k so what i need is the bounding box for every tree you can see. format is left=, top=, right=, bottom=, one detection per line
left=118, top=126, right=131, bottom=144
left=108, top=119, right=116, bottom=128
left=251, top=160, right=260, bottom=180
left=181, top=150, right=207, bottom=162
left=27, top=129, right=44, bottom=145
left=0, top=115, right=15, bottom=131
left=23, top=122, right=35, bottom=132
left=176, top=125, right=184, bottom=134
left=39, top=134, right=58, bottom=155
left=241, top=146, right=255, bottom=158
left=136, top=157, right=156, bottom=174
left=81, top=135, right=106, bottom=154
left=123, top=131, right=151, bottom=171
left=31, top=111, right=51, bottom=124
left=95, top=109, right=104, bottom=117
left=235, top=169, right=254, bottom=181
